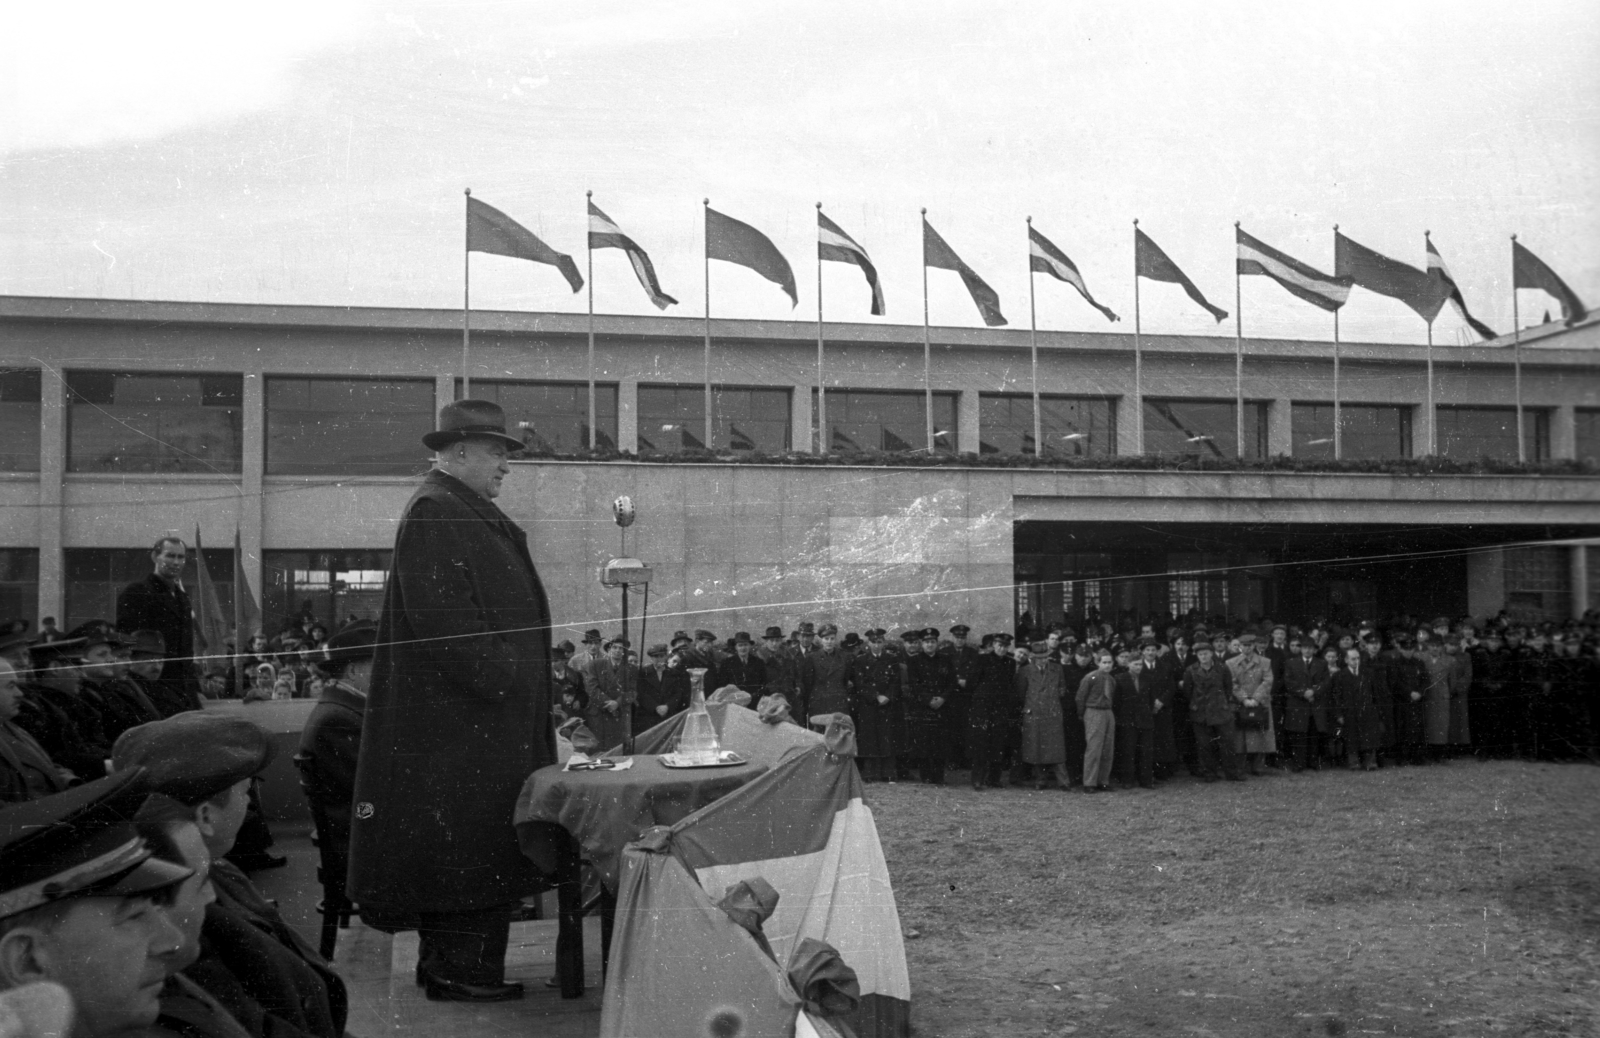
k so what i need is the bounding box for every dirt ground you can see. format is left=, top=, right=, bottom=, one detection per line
left=870, top=759, right=1600, bottom=1038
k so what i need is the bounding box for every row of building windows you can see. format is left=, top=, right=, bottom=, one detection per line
left=0, top=369, right=1583, bottom=474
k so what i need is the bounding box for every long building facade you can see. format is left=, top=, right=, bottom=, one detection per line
left=2, top=294, right=1598, bottom=643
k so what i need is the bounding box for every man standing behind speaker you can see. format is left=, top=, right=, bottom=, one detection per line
left=349, top=400, right=555, bottom=1003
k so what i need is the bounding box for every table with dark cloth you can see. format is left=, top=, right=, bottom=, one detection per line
left=514, top=754, right=769, bottom=888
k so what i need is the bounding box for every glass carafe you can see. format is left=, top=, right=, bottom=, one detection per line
left=676, top=667, right=722, bottom=764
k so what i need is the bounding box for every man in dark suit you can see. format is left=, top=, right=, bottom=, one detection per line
left=297, top=620, right=376, bottom=891
left=713, top=632, right=768, bottom=696
left=635, top=644, right=689, bottom=732
left=349, top=399, right=555, bottom=1003
left=116, top=536, right=202, bottom=703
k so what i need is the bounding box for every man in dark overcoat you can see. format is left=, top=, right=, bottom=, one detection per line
left=348, top=400, right=554, bottom=1003
left=801, top=623, right=851, bottom=719
left=903, top=628, right=956, bottom=785
left=713, top=632, right=769, bottom=696
left=846, top=629, right=901, bottom=781
left=116, top=535, right=202, bottom=701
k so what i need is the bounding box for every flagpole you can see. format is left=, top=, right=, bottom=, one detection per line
left=1424, top=231, right=1437, bottom=456
left=1332, top=224, right=1342, bottom=461
left=1233, top=221, right=1244, bottom=459
left=921, top=208, right=933, bottom=453
left=703, top=198, right=713, bottom=450
left=816, top=202, right=827, bottom=455
left=586, top=190, right=596, bottom=450
left=233, top=525, right=244, bottom=700
left=1027, top=217, right=1041, bottom=457
left=1132, top=219, right=1143, bottom=455
left=463, top=188, right=472, bottom=397
left=1511, top=233, right=1525, bottom=462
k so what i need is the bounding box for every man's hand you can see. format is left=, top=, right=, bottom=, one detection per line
left=1244, top=698, right=1257, bottom=707
left=929, top=696, right=944, bottom=709
left=1410, top=692, right=1422, bottom=702
left=1304, top=690, right=1315, bottom=701
left=958, top=678, right=968, bottom=688
left=604, top=700, right=620, bottom=715
left=656, top=704, right=669, bottom=717
left=876, top=695, right=889, bottom=706
left=1153, top=699, right=1163, bottom=712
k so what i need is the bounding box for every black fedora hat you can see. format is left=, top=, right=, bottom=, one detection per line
left=423, top=399, right=525, bottom=452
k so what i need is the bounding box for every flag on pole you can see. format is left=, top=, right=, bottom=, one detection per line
left=1134, top=228, right=1227, bottom=322
left=1028, top=226, right=1119, bottom=322
left=588, top=200, right=677, bottom=309
left=1425, top=236, right=1497, bottom=340
left=233, top=526, right=261, bottom=641
left=1236, top=227, right=1352, bottom=311
left=818, top=211, right=885, bottom=315
left=923, top=218, right=1007, bottom=326
left=1333, top=230, right=1448, bottom=322
left=192, top=528, right=228, bottom=675
left=706, top=207, right=798, bottom=306
left=1512, top=239, right=1588, bottom=326
left=467, top=196, right=584, bottom=292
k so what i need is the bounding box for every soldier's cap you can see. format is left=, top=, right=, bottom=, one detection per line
left=993, top=633, right=1014, bottom=645
left=0, top=619, right=31, bottom=656
left=1271, top=623, right=1287, bottom=633
left=67, top=620, right=124, bottom=651
left=693, top=629, right=716, bottom=642
left=865, top=629, right=885, bottom=642
left=322, top=620, right=378, bottom=665
left=1195, top=641, right=1215, bottom=653
left=948, top=624, right=970, bottom=636
left=797, top=622, right=816, bottom=635
left=582, top=629, right=603, bottom=644
left=920, top=628, right=940, bottom=641
left=816, top=623, right=839, bottom=637
left=127, top=629, right=167, bottom=659
left=0, top=770, right=192, bottom=922
left=732, top=631, right=753, bottom=645
left=899, top=630, right=921, bottom=642
left=29, top=637, right=87, bottom=665
left=762, top=626, right=784, bottom=640
left=112, top=714, right=275, bottom=805
left=647, top=643, right=669, bottom=658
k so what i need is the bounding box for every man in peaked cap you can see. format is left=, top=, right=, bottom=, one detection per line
left=114, top=713, right=347, bottom=1038
left=349, top=398, right=554, bottom=1002
left=0, top=771, right=193, bottom=1038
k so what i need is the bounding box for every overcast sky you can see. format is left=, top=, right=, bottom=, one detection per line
left=2, top=0, right=1596, bottom=346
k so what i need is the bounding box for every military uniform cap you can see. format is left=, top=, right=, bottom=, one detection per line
left=948, top=624, right=970, bottom=636
left=29, top=637, right=87, bottom=664
left=646, top=643, right=669, bottom=658
left=0, top=619, right=31, bottom=655
left=898, top=630, right=921, bottom=642
left=323, top=620, right=378, bottom=664
left=67, top=620, right=123, bottom=650
left=0, top=770, right=191, bottom=921
left=693, top=629, right=716, bottom=642
left=112, top=713, right=275, bottom=805
left=816, top=623, right=839, bottom=637
left=920, top=628, right=940, bottom=641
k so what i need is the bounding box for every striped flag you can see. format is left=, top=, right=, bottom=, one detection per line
left=1135, top=228, right=1228, bottom=322
left=818, top=211, right=885, bottom=315
left=923, top=217, right=1007, bottom=326
left=1513, top=239, right=1588, bottom=327
left=1425, top=236, right=1496, bottom=340
left=466, top=196, right=583, bottom=292
left=1236, top=227, right=1352, bottom=312
left=1028, top=225, right=1119, bottom=322
left=1334, top=231, right=1448, bottom=322
left=588, top=200, right=677, bottom=309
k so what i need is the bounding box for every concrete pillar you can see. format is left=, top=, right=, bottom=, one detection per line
left=1572, top=544, right=1590, bottom=618
left=1117, top=395, right=1140, bottom=456
left=238, top=372, right=266, bottom=614
left=1269, top=397, right=1294, bottom=457
left=434, top=373, right=454, bottom=414
left=618, top=379, right=639, bottom=453
left=957, top=389, right=980, bottom=455
left=1466, top=549, right=1506, bottom=622
left=791, top=383, right=811, bottom=453
left=1551, top=404, right=1577, bottom=460
left=35, top=370, right=66, bottom=622
left=1414, top=402, right=1435, bottom=458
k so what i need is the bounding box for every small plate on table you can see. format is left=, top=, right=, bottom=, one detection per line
left=658, top=750, right=748, bottom=769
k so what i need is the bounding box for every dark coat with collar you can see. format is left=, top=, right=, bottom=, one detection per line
left=713, top=652, right=769, bottom=697
left=635, top=664, right=690, bottom=732
left=349, top=469, right=554, bottom=919
left=846, top=649, right=901, bottom=758
left=117, top=572, right=201, bottom=696
left=1282, top=655, right=1332, bottom=733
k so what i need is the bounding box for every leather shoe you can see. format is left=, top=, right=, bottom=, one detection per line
left=421, top=973, right=524, bottom=1003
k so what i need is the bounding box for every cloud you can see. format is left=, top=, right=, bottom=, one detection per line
left=0, top=0, right=375, bottom=155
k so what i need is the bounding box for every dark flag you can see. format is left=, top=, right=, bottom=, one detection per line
left=589, top=200, right=677, bottom=309
left=466, top=196, right=583, bottom=292
left=1333, top=230, right=1448, bottom=322
left=923, top=217, right=1007, bottom=326
left=706, top=206, right=798, bottom=307
left=1426, top=236, right=1497, bottom=340
left=1513, top=239, right=1588, bottom=326
left=1135, top=228, right=1227, bottom=322
left=1029, top=225, right=1119, bottom=322
left=818, top=211, right=885, bottom=315
left=1236, top=227, right=1352, bottom=312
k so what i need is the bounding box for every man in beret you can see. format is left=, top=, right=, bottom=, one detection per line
left=0, top=773, right=193, bottom=1038
left=113, top=713, right=346, bottom=1038
left=350, top=399, right=554, bottom=1002
left=116, top=536, right=203, bottom=706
